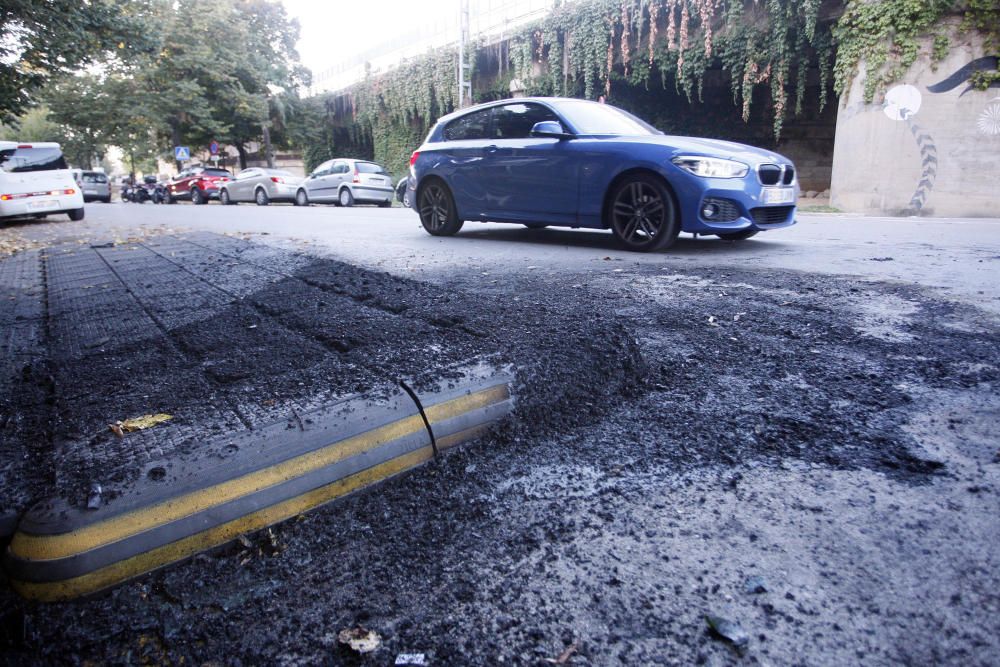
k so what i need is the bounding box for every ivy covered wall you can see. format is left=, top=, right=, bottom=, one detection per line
left=292, top=0, right=997, bottom=190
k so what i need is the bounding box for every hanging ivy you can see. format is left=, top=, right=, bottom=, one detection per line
left=298, top=0, right=994, bottom=182
left=832, top=0, right=953, bottom=102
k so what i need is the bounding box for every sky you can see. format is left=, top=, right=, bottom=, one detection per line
left=281, top=0, right=557, bottom=93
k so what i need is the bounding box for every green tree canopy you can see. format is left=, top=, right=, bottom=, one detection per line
left=0, top=0, right=160, bottom=124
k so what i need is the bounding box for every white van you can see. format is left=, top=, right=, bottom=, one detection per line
left=0, top=142, right=85, bottom=221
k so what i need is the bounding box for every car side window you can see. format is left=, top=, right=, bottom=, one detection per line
left=332, top=161, right=347, bottom=174
left=491, top=103, right=560, bottom=139
left=443, top=108, right=492, bottom=141
left=313, top=161, right=333, bottom=177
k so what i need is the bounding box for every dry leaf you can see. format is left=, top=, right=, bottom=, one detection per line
left=120, top=413, right=173, bottom=432
left=338, top=627, right=381, bottom=654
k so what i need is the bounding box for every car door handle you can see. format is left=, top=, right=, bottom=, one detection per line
left=484, top=145, right=498, bottom=155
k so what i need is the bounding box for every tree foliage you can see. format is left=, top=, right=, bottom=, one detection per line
left=0, top=0, right=159, bottom=124
left=2, top=0, right=307, bottom=170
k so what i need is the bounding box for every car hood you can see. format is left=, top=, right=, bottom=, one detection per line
left=600, top=134, right=791, bottom=165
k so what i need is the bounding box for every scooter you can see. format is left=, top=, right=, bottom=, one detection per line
left=131, top=176, right=163, bottom=203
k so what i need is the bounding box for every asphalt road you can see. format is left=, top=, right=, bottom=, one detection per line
left=1, top=203, right=999, bottom=665
left=8, top=201, right=1000, bottom=312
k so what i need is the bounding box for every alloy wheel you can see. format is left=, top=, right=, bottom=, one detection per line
left=609, top=177, right=678, bottom=251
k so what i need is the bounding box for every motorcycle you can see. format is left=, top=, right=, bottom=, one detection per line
left=131, top=176, right=166, bottom=203
left=120, top=179, right=135, bottom=202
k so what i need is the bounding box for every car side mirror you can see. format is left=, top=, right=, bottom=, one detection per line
left=530, top=121, right=572, bottom=138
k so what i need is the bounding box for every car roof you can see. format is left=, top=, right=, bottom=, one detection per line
left=433, top=96, right=587, bottom=126
left=0, top=141, right=62, bottom=150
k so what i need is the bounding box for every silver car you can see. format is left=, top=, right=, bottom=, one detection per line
left=219, top=167, right=303, bottom=206
left=296, top=158, right=393, bottom=207
left=80, top=171, right=111, bottom=203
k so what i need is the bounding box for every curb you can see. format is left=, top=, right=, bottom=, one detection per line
left=5, top=362, right=513, bottom=601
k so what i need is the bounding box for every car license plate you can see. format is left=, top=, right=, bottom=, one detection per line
left=27, top=199, right=59, bottom=211
left=84, top=189, right=96, bottom=194
left=761, top=187, right=795, bottom=205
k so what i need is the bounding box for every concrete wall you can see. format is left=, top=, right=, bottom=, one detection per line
left=831, top=26, right=1000, bottom=217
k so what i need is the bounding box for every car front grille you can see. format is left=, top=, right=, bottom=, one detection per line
left=758, top=164, right=796, bottom=186
left=758, top=164, right=781, bottom=185
left=750, top=206, right=794, bottom=226
left=701, top=197, right=741, bottom=222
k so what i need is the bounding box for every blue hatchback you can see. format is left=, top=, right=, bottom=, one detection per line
left=407, top=97, right=798, bottom=251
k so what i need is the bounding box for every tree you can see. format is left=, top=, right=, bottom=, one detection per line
left=0, top=0, right=159, bottom=124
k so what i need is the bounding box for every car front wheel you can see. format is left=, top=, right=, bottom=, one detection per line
left=220, top=189, right=233, bottom=205
left=418, top=180, right=463, bottom=236
left=255, top=189, right=270, bottom=206
left=607, top=174, right=679, bottom=252
left=295, top=189, right=309, bottom=207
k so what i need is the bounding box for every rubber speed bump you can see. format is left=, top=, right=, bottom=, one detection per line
left=5, top=363, right=513, bottom=601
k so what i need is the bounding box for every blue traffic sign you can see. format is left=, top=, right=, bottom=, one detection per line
left=209, top=141, right=219, bottom=156
left=174, top=146, right=190, bottom=161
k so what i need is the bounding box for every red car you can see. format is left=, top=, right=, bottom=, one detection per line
left=165, top=166, right=232, bottom=204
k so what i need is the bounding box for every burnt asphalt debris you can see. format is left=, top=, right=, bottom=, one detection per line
left=1, top=233, right=998, bottom=664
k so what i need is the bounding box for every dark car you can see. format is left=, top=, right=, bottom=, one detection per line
left=165, top=166, right=232, bottom=204
left=407, top=97, right=798, bottom=251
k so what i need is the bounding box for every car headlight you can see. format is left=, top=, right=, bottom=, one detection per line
left=672, top=156, right=749, bottom=179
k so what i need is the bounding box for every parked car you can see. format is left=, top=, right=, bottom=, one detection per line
left=407, top=97, right=798, bottom=251
left=165, top=166, right=232, bottom=204
left=296, top=158, right=393, bottom=207
left=219, top=167, right=303, bottom=206
left=395, top=176, right=410, bottom=207
left=80, top=170, right=111, bottom=203
left=0, top=141, right=85, bottom=221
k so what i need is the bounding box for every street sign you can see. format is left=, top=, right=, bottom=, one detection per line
left=209, top=140, right=219, bottom=156
left=174, top=146, right=190, bottom=161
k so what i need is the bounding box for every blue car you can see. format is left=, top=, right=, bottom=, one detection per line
left=407, top=97, right=798, bottom=251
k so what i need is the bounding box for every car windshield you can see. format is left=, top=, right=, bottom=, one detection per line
left=0, top=146, right=68, bottom=172
left=355, top=162, right=388, bottom=175
left=556, top=102, right=660, bottom=136
left=203, top=168, right=231, bottom=177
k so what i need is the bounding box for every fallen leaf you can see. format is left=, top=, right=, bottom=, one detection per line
left=546, top=641, right=578, bottom=664
left=120, top=413, right=173, bottom=432
left=707, top=315, right=720, bottom=327
left=109, top=422, right=125, bottom=438
left=338, top=627, right=381, bottom=654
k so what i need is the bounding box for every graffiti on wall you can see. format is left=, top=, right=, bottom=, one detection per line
left=928, top=56, right=1000, bottom=137
left=883, top=84, right=938, bottom=213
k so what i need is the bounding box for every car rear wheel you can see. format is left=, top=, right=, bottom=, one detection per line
left=191, top=188, right=205, bottom=205
left=295, top=189, right=309, bottom=207
left=255, top=188, right=270, bottom=206
left=607, top=174, right=679, bottom=252
left=68, top=208, right=85, bottom=221
left=418, top=180, right=463, bottom=236
left=716, top=229, right=758, bottom=241
left=339, top=188, right=354, bottom=207
left=220, top=189, right=234, bottom=205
